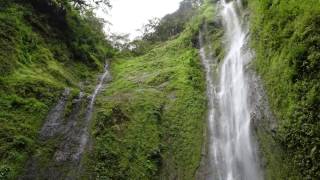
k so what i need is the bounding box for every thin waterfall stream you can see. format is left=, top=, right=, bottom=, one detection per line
left=199, top=0, right=262, bottom=179
left=54, top=63, right=111, bottom=175
left=73, top=63, right=111, bottom=163
left=23, top=63, right=111, bottom=179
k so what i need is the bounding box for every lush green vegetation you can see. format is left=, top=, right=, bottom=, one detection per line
left=0, top=0, right=114, bottom=178
left=249, top=0, right=320, bottom=178
left=142, top=0, right=201, bottom=42
left=83, top=1, right=220, bottom=179
left=87, top=37, right=206, bottom=179
left=2, top=0, right=319, bottom=179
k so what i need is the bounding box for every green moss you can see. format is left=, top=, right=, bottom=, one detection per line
left=82, top=2, right=223, bottom=179
left=0, top=0, right=114, bottom=178
left=249, top=0, right=320, bottom=178
left=85, top=15, right=207, bottom=178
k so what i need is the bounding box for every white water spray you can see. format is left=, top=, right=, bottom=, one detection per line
left=200, top=0, right=262, bottom=179
left=74, top=63, right=111, bottom=162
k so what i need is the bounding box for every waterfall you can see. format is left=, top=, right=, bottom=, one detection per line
left=73, top=63, right=111, bottom=162
left=52, top=63, right=111, bottom=174
left=23, top=63, right=111, bottom=179
left=200, top=0, right=262, bottom=179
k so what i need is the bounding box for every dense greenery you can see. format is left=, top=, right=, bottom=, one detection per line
left=142, top=0, right=201, bottom=42
left=83, top=2, right=220, bottom=179
left=0, top=0, right=114, bottom=178
left=1, top=0, right=319, bottom=179
left=127, top=0, right=203, bottom=56
left=249, top=0, right=320, bottom=178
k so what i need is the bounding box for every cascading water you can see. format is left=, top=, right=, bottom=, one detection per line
left=73, top=63, right=111, bottom=162
left=200, top=0, right=262, bottom=179
left=23, top=63, right=111, bottom=179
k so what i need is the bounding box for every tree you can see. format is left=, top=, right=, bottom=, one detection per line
left=108, top=33, right=131, bottom=50
left=138, top=18, right=161, bottom=41
left=138, top=0, right=202, bottom=42
left=60, top=0, right=111, bottom=11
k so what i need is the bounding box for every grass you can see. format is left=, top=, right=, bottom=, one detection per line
left=82, top=2, right=228, bottom=179
left=5, top=0, right=317, bottom=178
left=249, top=0, right=320, bottom=178
left=84, top=16, right=209, bottom=179
left=0, top=1, right=113, bottom=178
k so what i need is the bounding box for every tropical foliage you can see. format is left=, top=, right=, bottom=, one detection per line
left=249, top=0, right=320, bottom=178
left=0, top=0, right=114, bottom=178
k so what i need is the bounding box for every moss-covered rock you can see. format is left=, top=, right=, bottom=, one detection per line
left=0, top=0, right=114, bottom=178
left=249, top=0, right=320, bottom=178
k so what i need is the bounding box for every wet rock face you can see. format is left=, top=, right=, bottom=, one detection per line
left=22, top=90, right=88, bottom=180
left=196, top=1, right=280, bottom=179
left=200, top=0, right=263, bottom=179
left=246, top=66, right=282, bottom=177
left=39, top=88, right=71, bottom=140
left=21, top=65, right=111, bottom=180
left=247, top=68, right=277, bottom=134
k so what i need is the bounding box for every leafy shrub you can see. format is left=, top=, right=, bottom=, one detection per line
left=0, top=165, right=10, bottom=179
left=0, top=0, right=114, bottom=178
left=249, top=0, right=320, bottom=178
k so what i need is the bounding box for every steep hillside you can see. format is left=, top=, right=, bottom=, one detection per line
left=83, top=1, right=217, bottom=179
left=249, top=0, right=320, bottom=179
left=86, top=35, right=206, bottom=179
left=0, top=0, right=114, bottom=178
left=1, top=0, right=319, bottom=179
